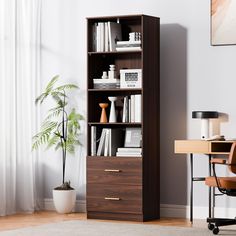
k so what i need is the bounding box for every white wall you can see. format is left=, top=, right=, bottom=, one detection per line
left=41, top=0, right=236, bottom=214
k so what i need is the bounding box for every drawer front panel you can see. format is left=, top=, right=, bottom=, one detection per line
left=87, top=157, right=142, bottom=185
left=87, top=184, right=142, bottom=214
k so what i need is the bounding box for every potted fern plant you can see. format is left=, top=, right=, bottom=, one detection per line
left=32, top=75, right=84, bottom=213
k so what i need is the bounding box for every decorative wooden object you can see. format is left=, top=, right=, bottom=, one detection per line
left=87, top=14, right=160, bottom=222
left=99, top=103, right=108, bottom=123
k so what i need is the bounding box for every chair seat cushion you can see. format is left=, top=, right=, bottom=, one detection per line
left=205, top=176, right=236, bottom=189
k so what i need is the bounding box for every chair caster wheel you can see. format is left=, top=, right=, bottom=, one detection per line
left=213, top=226, right=219, bottom=235
left=208, top=223, right=214, bottom=230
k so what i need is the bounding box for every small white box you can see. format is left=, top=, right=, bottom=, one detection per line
left=120, top=69, right=142, bottom=89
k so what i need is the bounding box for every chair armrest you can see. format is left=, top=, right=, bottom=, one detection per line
left=211, top=158, right=227, bottom=164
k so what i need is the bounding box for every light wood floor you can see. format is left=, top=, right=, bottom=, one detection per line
left=0, top=211, right=205, bottom=232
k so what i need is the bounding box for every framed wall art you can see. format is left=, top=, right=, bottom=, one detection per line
left=211, top=0, right=236, bottom=45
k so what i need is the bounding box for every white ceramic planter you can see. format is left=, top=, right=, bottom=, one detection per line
left=53, top=189, right=76, bottom=214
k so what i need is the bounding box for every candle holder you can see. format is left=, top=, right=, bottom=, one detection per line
left=108, top=97, right=117, bottom=122
left=99, top=103, right=108, bottom=123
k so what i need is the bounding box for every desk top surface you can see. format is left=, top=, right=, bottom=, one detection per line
left=175, top=140, right=235, bottom=154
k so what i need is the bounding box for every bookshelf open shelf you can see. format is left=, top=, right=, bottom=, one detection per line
left=88, top=88, right=142, bottom=92
left=88, top=122, right=142, bottom=127
left=88, top=50, right=142, bottom=55
left=87, top=156, right=142, bottom=159
left=87, top=14, right=160, bottom=222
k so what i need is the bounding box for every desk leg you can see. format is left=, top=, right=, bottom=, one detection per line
left=209, top=154, right=212, bottom=219
left=190, top=153, right=193, bottom=223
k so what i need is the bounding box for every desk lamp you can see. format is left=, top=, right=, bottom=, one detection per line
left=192, top=111, right=218, bottom=140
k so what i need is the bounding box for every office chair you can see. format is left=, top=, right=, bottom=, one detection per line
left=205, top=142, right=236, bottom=235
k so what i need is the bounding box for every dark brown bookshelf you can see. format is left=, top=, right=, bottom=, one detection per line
left=86, top=14, right=160, bottom=222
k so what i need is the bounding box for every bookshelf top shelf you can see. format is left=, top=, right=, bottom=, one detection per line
left=88, top=88, right=142, bottom=92
left=88, top=50, right=142, bottom=55
left=87, top=155, right=142, bottom=159
left=88, top=122, right=142, bottom=127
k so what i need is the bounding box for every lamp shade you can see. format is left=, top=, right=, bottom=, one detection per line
left=192, top=111, right=218, bottom=119
left=192, top=111, right=219, bottom=139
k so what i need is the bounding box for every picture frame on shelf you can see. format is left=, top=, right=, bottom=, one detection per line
left=120, top=69, right=142, bottom=89
left=124, top=127, right=142, bottom=147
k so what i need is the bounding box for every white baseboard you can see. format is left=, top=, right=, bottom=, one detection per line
left=43, top=199, right=86, bottom=213
left=43, top=200, right=236, bottom=220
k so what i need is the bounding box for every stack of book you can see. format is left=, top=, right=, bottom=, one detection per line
left=122, top=95, right=141, bottom=122
left=93, top=21, right=122, bottom=52
left=93, top=78, right=120, bottom=89
left=116, top=147, right=142, bottom=157
left=116, top=40, right=141, bottom=51
left=91, top=127, right=124, bottom=157
left=116, top=32, right=141, bottom=51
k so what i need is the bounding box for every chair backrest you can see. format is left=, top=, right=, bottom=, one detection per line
left=228, top=142, right=236, bottom=174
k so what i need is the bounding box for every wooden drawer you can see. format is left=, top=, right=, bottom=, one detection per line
left=87, top=184, right=142, bottom=214
left=87, top=157, right=142, bottom=185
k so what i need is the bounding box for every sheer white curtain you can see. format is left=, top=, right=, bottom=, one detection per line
left=0, top=0, right=41, bottom=216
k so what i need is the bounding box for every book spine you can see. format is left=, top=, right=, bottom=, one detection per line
left=108, top=21, right=112, bottom=51
left=91, top=126, right=96, bottom=156
left=125, top=96, right=129, bottom=122
left=93, top=24, right=97, bottom=52
left=131, top=95, right=135, bottom=122
left=116, top=47, right=141, bottom=51
left=100, top=22, right=105, bottom=52
left=122, top=96, right=127, bottom=123
left=128, top=97, right=131, bottom=122
left=97, top=128, right=106, bottom=156
left=105, top=22, right=108, bottom=52
left=109, top=128, right=112, bottom=156
left=117, top=147, right=142, bottom=152
left=116, top=153, right=142, bottom=157
left=96, top=23, right=100, bottom=52
left=135, top=95, right=142, bottom=122
left=104, top=129, right=109, bottom=156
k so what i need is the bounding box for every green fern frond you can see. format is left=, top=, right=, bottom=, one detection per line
left=45, top=75, right=59, bottom=93
left=47, top=135, right=60, bottom=149
left=46, top=109, right=62, bottom=120
left=55, top=84, right=78, bottom=91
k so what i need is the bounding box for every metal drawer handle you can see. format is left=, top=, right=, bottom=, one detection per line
left=104, top=197, right=120, bottom=201
left=104, top=169, right=121, bottom=172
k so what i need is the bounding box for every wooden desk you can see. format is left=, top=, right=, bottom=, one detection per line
left=174, top=140, right=234, bottom=222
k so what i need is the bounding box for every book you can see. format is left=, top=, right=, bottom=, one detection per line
left=116, top=46, right=141, bottom=51
left=93, top=78, right=120, bottom=84
left=108, top=21, right=122, bottom=51
left=96, top=23, right=100, bottom=52
left=97, top=129, right=106, bottom=156
left=122, top=96, right=128, bottom=122
left=116, top=40, right=141, bottom=46
left=134, top=95, right=142, bottom=122
left=116, top=152, right=142, bottom=157
left=116, top=152, right=142, bottom=155
left=92, top=23, right=97, bottom=51
left=131, top=95, right=135, bottom=122
left=128, top=98, right=131, bottom=122
left=99, top=22, right=105, bottom=52
left=104, top=129, right=110, bottom=156
left=117, top=147, right=142, bottom=152
left=91, top=126, right=97, bottom=156
left=105, top=22, right=109, bottom=52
